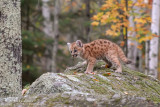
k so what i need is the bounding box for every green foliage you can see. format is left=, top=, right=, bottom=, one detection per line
left=22, top=30, right=53, bottom=85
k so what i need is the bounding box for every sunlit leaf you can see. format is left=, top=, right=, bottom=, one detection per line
left=120, top=41, right=125, bottom=47
left=91, top=21, right=99, bottom=26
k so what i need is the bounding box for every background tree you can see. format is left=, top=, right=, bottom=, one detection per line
left=127, top=0, right=139, bottom=71
left=0, top=0, right=22, bottom=97
left=91, top=0, right=154, bottom=73
left=148, top=0, right=160, bottom=78
left=21, top=0, right=160, bottom=87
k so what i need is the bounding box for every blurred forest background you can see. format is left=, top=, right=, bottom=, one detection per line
left=21, top=0, right=160, bottom=87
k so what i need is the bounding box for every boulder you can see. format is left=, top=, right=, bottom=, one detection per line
left=0, top=61, right=160, bottom=107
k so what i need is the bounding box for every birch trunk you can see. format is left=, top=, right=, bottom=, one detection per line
left=127, top=0, right=139, bottom=70
left=0, top=0, right=22, bottom=97
left=51, top=0, right=60, bottom=72
left=42, top=0, right=53, bottom=37
left=42, top=0, right=53, bottom=71
left=149, top=0, right=160, bottom=78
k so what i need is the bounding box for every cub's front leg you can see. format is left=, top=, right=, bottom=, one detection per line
left=85, top=58, right=96, bottom=74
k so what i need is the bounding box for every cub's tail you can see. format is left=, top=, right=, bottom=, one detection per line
left=117, top=47, right=132, bottom=64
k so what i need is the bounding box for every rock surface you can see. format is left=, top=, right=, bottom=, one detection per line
left=0, top=61, right=160, bottom=107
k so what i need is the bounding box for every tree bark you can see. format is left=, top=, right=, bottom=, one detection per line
left=85, top=0, right=91, bottom=42
left=0, top=0, right=22, bottom=97
left=145, top=40, right=150, bottom=75
left=42, top=0, right=53, bottom=72
left=127, top=0, right=142, bottom=71
left=149, top=0, right=160, bottom=78
left=125, top=0, right=128, bottom=57
left=51, top=0, right=60, bottom=72
left=42, top=0, right=53, bottom=37
left=127, top=10, right=138, bottom=70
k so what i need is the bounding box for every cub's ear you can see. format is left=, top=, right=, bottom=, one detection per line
left=67, top=43, right=71, bottom=50
left=76, top=40, right=83, bottom=47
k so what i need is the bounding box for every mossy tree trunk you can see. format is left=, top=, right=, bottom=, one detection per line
left=0, top=0, right=22, bottom=97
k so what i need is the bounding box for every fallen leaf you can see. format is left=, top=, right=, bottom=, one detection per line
left=73, top=72, right=77, bottom=75
left=105, top=64, right=109, bottom=68
left=103, top=73, right=111, bottom=77
left=93, top=79, right=99, bottom=82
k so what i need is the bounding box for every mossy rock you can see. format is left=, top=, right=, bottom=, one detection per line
left=0, top=61, right=160, bottom=107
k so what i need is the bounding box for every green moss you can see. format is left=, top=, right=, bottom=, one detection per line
left=23, top=84, right=30, bottom=90
left=45, top=94, right=70, bottom=107
left=123, top=67, right=147, bottom=78
left=90, top=84, right=107, bottom=94
left=147, top=96, right=160, bottom=103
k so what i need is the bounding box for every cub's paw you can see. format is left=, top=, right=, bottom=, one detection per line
left=115, top=70, right=122, bottom=73
left=85, top=71, right=96, bottom=75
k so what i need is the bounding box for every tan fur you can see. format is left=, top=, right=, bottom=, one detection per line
left=67, top=39, right=131, bottom=74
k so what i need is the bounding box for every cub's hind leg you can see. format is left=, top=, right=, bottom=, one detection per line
left=106, top=53, right=122, bottom=73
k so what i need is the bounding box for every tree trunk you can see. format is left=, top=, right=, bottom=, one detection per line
left=0, top=0, right=22, bottom=97
left=42, top=0, right=53, bottom=72
left=145, top=40, right=150, bottom=75
left=51, top=0, right=60, bottom=72
left=42, top=0, right=53, bottom=37
left=85, top=0, right=91, bottom=42
left=149, top=0, right=160, bottom=78
left=127, top=13, right=138, bottom=70
left=127, top=0, right=142, bottom=71
left=125, top=0, right=128, bottom=57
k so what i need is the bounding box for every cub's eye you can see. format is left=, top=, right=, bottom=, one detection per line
left=74, top=50, right=77, bottom=53
left=70, top=51, right=72, bottom=53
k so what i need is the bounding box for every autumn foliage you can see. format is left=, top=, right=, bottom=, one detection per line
left=91, top=0, right=154, bottom=46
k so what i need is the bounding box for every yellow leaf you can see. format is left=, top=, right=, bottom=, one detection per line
left=101, top=14, right=109, bottom=20
left=137, top=45, right=143, bottom=50
left=111, top=25, right=117, bottom=30
left=97, top=12, right=104, bottom=18
left=82, top=4, right=86, bottom=10
left=136, top=34, right=140, bottom=38
left=120, top=41, right=125, bottom=47
left=134, top=18, right=146, bottom=23
left=26, top=65, right=30, bottom=69
left=91, top=15, right=99, bottom=20
left=100, top=19, right=107, bottom=25
left=91, top=21, right=99, bottom=26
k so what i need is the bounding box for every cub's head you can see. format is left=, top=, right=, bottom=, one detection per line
left=67, top=40, right=83, bottom=58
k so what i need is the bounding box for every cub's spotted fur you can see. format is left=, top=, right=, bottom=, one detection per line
left=67, top=39, right=131, bottom=74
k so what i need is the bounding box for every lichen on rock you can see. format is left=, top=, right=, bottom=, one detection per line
left=0, top=61, right=160, bottom=106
